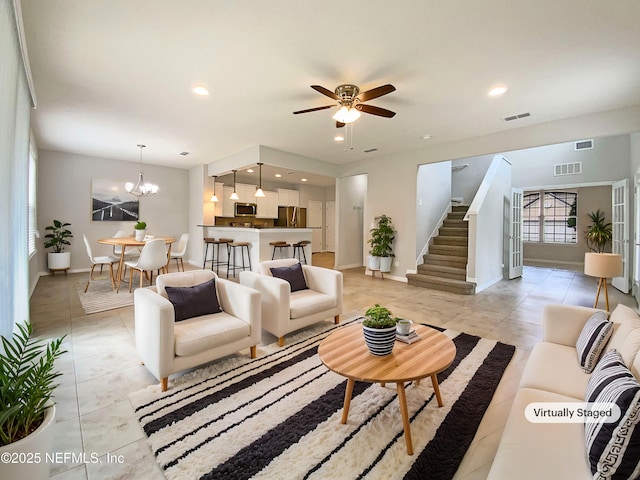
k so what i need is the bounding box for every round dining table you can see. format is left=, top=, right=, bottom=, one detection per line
left=98, top=236, right=176, bottom=292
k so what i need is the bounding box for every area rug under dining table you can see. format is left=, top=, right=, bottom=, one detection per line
left=129, top=317, right=515, bottom=480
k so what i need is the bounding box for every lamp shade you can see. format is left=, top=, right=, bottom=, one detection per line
left=584, top=252, right=623, bottom=278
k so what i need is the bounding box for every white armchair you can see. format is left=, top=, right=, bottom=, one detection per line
left=134, top=270, right=261, bottom=391
left=240, top=259, right=342, bottom=346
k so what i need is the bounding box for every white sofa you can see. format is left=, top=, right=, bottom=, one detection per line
left=488, top=304, right=640, bottom=479
left=239, top=259, right=342, bottom=346
left=134, top=270, right=261, bottom=391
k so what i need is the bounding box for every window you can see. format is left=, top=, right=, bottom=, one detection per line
left=523, top=190, right=577, bottom=244
left=28, top=144, right=37, bottom=256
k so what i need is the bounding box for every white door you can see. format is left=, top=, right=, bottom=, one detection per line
left=612, top=178, right=629, bottom=293
left=307, top=200, right=324, bottom=252
left=508, top=188, right=524, bottom=279
left=326, top=202, right=335, bottom=252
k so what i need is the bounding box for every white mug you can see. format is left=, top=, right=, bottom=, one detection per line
left=396, top=319, right=413, bottom=335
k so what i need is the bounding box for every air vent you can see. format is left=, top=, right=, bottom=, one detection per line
left=180, top=151, right=189, bottom=156
left=363, top=148, right=378, bottom=153
left=574, top=139, right=594, bottom=151
left=554, top=162, right=582, bottom=176
left=504, top=112, right=531, bottom=122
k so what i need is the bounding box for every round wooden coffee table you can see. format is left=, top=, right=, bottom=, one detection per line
left=318, top=323, right=456, bottom=455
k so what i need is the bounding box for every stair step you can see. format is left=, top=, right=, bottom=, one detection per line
left=422, top=253, right=467, bottom=268
left=447, top=211, right=467, bottom=220
left=406, top=273, right=476, bottom=295
left=451, top=205, right=469, bottom=213
left=439, top=227, right=468, bottom=236
left=417, top=263, right=466, bottom=280
left=429, top=244, right=467, bottom=257
left=443, top=219, right=468, bottom=228
left=433, top=235, right=467, bottom=247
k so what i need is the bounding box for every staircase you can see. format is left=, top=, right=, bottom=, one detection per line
left=407, top=206, right=476, bottom=295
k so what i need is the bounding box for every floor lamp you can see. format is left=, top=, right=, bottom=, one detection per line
left=584, top=252, right=623, bottom=312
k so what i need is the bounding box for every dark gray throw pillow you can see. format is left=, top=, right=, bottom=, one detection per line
left=270, top=262, right=308, bottom=292
left=165, top=278, right=222, bottom=322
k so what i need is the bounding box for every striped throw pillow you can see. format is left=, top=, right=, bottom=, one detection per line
left=576, top=311, right=613, bottom=373
left=585, top=349, right=640, bottom=479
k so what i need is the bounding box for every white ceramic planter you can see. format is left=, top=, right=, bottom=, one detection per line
left=379, top=256, right=393, bottom=272
left=47, top=252, right=70, bottom=270
left=367, top=255, right=381, bottom=271
left=135, top=229, right=147, bottom=241
left=0, top=405, right=56, bottom=480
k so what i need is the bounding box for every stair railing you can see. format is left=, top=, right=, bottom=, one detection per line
left=464, top=155, right=512, bottom=291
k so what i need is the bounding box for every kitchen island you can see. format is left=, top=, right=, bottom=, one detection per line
left=197, top=226, right=313, bottom=271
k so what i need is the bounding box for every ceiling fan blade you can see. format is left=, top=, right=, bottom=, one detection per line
left=357, top=84, right=396, bottom=102
left=336, top=121, right=345, bottom=128
left=293, top=105, right=335, bottom=115
left=311, top=85, right=340, bottom=100
left=356, top=104, right=396, bottom=118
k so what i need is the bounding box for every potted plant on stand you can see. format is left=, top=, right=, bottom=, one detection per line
left=367, top=214, right=395, bottom=273
left=134, top=220, right=147, bottom=241
left=0, top=322, right=66, bottom=480
left=44, top=219, right=73, bottom=272
left=362, top=304, right=399, bottom=356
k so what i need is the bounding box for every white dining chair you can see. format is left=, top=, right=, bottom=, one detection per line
left=169, top=233, right=189, bottom=272
left=124, top=238, right=168, bottom=292
left=83, top=234, right=119, bottom=293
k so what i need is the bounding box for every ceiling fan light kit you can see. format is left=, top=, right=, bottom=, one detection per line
left=293, top=83, right=396, bottom=125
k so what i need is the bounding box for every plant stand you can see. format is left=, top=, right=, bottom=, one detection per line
left=369, top=269, right=384, bottom=280
left=49, top=267, right=69, bottom=276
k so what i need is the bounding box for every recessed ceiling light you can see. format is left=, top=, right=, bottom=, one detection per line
left=275, top=173, right=282, bottom=178
left=192, top=85, right=210, bottom=96
left=422, top=135, right=431, bottom=140
left=246, top=168, right=254, bottom=173
left=334, top=135, right=345, bottom=142
left=301, top=178, right=308, bottom=182
left=488, top=85, right=508, bottom=96
left=180, top=151, right=189, bottom=156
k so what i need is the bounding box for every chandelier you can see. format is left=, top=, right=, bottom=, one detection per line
left=125, top=144, right=158, bottom=197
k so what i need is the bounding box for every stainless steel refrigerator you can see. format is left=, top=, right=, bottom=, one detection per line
left=276, top=206, right=307, bottom=227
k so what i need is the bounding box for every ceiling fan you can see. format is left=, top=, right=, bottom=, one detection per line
left=293, top=83, right=396, bottom=127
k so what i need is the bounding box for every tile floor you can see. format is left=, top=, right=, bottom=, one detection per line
left=28, top=257, right=637, bottom=480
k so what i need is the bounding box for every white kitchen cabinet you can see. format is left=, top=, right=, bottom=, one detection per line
left=277, top=188, right=300, bottom=207
left=213, top=182, right=224, bottom=217
left=222, top=186, right=235, bottom=217
left=256, top=191, right=279, bottom=218
left=237, top=183, right=257, bottom=204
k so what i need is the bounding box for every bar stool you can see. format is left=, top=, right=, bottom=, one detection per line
left=270, top=241, right=291, bottom=260
left=227, top=241, right=252, bottom=277
left=292, top=240, right=311, bottom=264
left=203, top=238, right=233, bottom=274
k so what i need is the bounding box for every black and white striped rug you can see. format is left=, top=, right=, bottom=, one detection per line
left=129, top=318, right=515, bottom=480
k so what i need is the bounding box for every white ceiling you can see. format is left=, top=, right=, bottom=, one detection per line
left=20, top=0, right=640, bottom=179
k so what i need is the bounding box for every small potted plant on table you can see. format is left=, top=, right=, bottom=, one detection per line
left=44, top=219, right=73, bottom=273
left=362, top=304, right=399, bottom=356
left=134, top=221, right=147, bottom=241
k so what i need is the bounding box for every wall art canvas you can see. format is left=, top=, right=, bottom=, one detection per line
left=91, top=179, right=139, bottom=222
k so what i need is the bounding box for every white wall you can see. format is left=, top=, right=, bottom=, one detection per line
left=37, top=150, right=189, bottom=274
left=189, top=165, right=208, bottom=267
left=336, top=174, right=366, bottom=269
left=416, top=161, right=452, bottom=260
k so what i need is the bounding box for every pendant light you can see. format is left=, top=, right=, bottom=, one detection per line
left=210, top=175, right=219, bottom=202
left=229, top=170, right=239, bottom=200
left=125, top=144, right=158, bottom=197
left=254, top=162, right=265, bottom=197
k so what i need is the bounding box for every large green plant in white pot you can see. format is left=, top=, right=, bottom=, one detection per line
left=0, top=322, right=66, bottom=480
left=367, top=214, right=395, bottom=273
left=44, top=219, right=73, bottom=271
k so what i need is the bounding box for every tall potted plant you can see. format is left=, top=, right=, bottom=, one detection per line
left=362, top=304, right=399, bottom=356
left=0, top=322, right=66, bottom=480
left=44, top=220, right=73, bottom=271
left=368, top=214, right=395, bottom=272
left=585, top=209, right=612, bottom=253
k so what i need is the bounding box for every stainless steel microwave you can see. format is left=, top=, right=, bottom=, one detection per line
left=235, top=202, right=257, bottom=217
